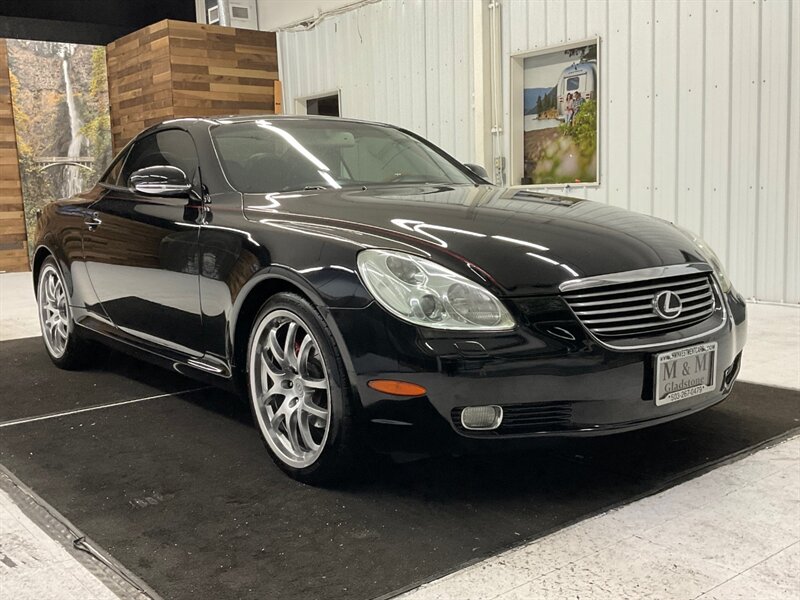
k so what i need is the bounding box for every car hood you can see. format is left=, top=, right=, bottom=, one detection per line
left=243, top=184, right=705, bottom=296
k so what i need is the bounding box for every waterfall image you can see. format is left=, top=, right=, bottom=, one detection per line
left=59, top=44, right=87, bottom=199
left=6, top=39, right=112, bottom=256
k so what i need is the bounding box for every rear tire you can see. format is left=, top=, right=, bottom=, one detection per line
left=36, top=257, right=93, bottom=370
left=246, top=292, right=361, bottom=485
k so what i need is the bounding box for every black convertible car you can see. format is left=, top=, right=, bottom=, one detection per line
left=34, top=116, right=747, bottom=483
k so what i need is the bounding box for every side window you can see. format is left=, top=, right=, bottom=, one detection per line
left=101, top=148, right=129, bottom=186
left=119, top=130, right=199, bottom=188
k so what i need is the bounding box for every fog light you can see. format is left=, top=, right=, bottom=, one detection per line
left=460, top=405, right=503, bottom=430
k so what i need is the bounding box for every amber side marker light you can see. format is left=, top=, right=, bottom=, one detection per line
left=367, top=379, right=427, bottom=397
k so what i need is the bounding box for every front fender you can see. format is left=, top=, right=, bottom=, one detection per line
left=227, top=265, right=370, bottom=402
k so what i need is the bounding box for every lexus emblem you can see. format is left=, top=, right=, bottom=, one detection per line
left=653, top=290, right=683, bottom=320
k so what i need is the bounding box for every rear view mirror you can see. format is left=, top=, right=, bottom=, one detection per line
left=130, top=165, right=192, bottom=196
left=463, top=163, right=489, bottom=180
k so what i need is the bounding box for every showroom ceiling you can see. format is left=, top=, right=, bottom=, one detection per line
left=0, top=0, right=196, bottom=45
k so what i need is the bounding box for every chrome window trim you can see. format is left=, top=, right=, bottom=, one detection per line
left=207, top=122, right=239, bottom=193
left=559, top=264, right=729, bottom=352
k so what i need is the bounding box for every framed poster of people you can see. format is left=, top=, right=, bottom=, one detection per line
left=520, top=39, right=598, bottom=186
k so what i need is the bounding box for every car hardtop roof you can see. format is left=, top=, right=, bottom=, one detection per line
left=129, top=115, right=402, bottom=146
left=151, top=114, right=398, bottom=130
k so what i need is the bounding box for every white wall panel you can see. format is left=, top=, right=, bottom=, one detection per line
left=502, top=0, right=799, bottom=303
left=602, top=0, right=630, bottom=209
left=755, top=0, right=791, bottom=301
left=278, top=0, right=474, bottom=165
left=652, top=0, right=679, bottom=223
left=727, top=0, right=761, bottom=301
left=629, top=0, right=654, bottom=215
left=787, top=0, right=800, bottom=303
left=675, top=1, right=704, bottom=228
left=702, top=0, right=732, bottom=263
left=584, top=0, right=608, bottom=205
left=275, top=0, right=797, bottom=302
left=255, top=0, right=355, bottom=30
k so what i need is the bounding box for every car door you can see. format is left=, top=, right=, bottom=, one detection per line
left=81, top=129, right=204, bottom=357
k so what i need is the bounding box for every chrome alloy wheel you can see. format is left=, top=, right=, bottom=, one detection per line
left=249, top=309, right=332, bottom=469
left=37, top=264, right=70, bottom=358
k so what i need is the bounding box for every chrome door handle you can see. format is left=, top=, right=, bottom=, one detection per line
left=84, top=213, right=102, bottom=231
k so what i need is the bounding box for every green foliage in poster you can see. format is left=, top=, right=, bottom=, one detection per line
left=563, top=99, right=597, bottom=159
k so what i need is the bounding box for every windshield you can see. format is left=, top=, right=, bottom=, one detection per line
left=211, top=119, right=474, bottom=193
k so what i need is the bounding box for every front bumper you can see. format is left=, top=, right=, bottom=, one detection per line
left=329, top=289, right=747, bottom=452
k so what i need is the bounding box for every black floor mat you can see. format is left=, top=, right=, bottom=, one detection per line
left=0, top=337, right=798, bottom=600
left=0, top=337, right=194, bottom=422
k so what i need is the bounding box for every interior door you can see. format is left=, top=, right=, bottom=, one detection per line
left=81, top=129, right=204, bottom=357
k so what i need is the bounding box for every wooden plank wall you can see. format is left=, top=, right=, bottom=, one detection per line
left=106, top=21, right=174, bottom=154
left=107, top=20, right=278, bottom=154
left=0, top=39, right=28, bottom=272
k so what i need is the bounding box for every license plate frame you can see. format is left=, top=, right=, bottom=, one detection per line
left=654, top=342, right=717, bottom=406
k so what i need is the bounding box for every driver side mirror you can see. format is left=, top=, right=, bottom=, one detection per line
left=130, top=165, right=192, bottom=196
left=463, top=163, right=489, bottom=180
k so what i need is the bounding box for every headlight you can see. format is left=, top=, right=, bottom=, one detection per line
left=357, top=249, right=515, bottom=330
left=677, top=226, right=732, bottom=293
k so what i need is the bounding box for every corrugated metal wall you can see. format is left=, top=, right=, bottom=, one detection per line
left=278, top=0, right=476, bottom=165
left=501, top=0, right=799, bottom=303
left=276, top=0, right=798, bottom=303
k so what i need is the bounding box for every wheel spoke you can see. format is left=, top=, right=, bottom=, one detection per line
left=267, top=328, right=284, bottom=364
left=301, top=399, right=327, bottom=420
left=285, top=408, right=302, bottom=452
left=301, top=376, right=327, bottom=389
left=284, top=322, right=299, bottom=371
left=259, top=354, right=271, bottom=391
left=296, top=336, right=313, bottom=377
left=298, top=414, right=320, bottom=451
left=269, top=397, right=292, bottom=428
left=260, top=353, right=284, bottom=391
left=261, top=380, right=284, bottom=404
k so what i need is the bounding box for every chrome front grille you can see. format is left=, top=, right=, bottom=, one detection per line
left=562, top=271, right=717, bottom=338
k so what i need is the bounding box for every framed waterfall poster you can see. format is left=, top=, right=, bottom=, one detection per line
left=5, top=39, right=112, bottom=256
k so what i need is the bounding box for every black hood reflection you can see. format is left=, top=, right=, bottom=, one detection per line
left=244, top=185, right=705, bottom=296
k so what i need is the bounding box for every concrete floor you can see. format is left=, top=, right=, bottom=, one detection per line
left=0, top=272, right=37, bottom=342
left=0, top=484, right=125, bottom=600
left=738, top=302, right=800, bottom=390
left=0, top=271, right=798, bottom=599
left=398, top=437, right=800, bottom=600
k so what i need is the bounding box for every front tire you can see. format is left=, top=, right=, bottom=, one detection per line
left=36, top=257, right=92, bottom=370
left=246, top=293, right=360, bottom=485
